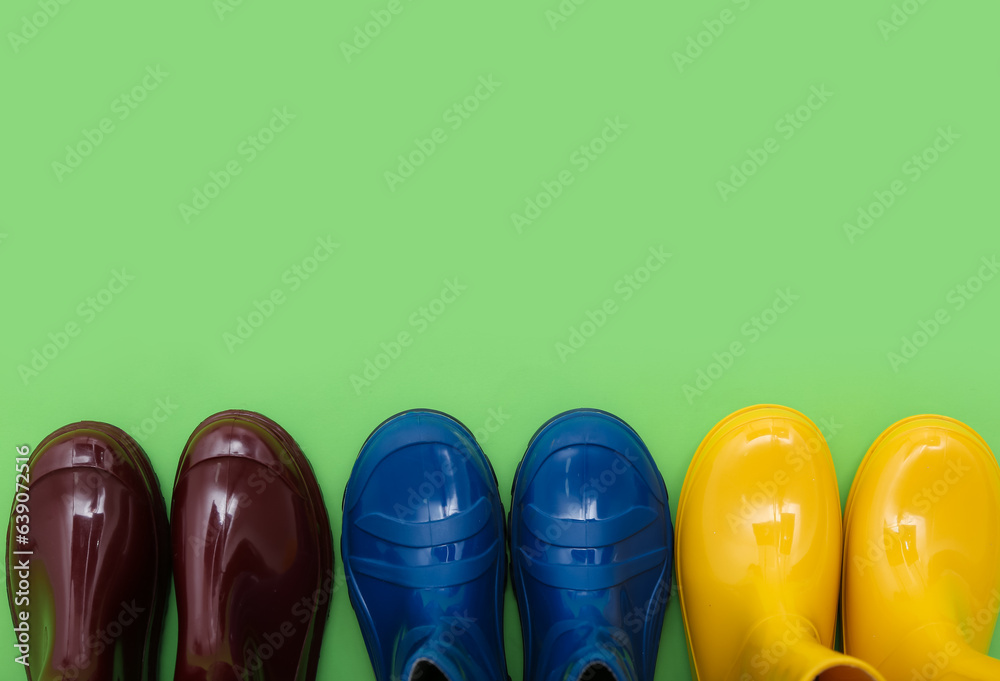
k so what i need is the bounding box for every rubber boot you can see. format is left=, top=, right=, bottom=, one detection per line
left=843, top=415, right=1000, bottom=681
left=171, top=410, right=334, bottom=681
left=677, top=404, right=884, bottom=681
left=510, top=409, right=673, bottom=681
left=5, top=422, right=170, bottom=681
left=342, top=410, right=509, bottom=681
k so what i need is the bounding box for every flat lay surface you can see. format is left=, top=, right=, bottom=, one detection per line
left=2, top=0, right=999, bottom=678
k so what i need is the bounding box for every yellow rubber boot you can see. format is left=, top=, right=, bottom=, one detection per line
left=677, top=405, right=884, bottom=681
left=843, top=415, right=1000, bottom=681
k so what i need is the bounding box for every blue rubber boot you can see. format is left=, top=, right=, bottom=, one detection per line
left=343, top=410, right=510, bottom=681
left=510, top=409, right=673, bottom=681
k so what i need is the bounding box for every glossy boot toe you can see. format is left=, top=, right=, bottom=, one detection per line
left=5, top=422, right=170, bottom=681
left=171, top=410, right=334, bottom=681
left=843, top=415, right=1000, bottom=681
left=342, top=409, right=509, bottom=681
left=676, top=405, right=884, bottom=681
left=510, top=409, right=673, bottom=681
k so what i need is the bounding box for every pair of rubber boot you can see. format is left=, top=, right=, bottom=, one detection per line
left=6, top=410, right=334, bottom=681
left=342, top=409, right=674, bottom=681
left=676, top=405, right=1000, bottom=681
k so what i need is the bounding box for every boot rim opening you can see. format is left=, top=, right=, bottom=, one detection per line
left=578, top=660, right=620, bottom=681
left=408, top=657, right=450, bottom=681
left=810, top=660, right=882, bottom=681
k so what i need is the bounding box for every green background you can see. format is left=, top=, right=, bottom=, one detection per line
left=2, top=0, right=999, bottom=678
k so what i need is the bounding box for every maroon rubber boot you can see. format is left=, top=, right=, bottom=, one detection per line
left=6, top=422, right=171, bottom=681
left=171, top=410, right=334, bottom=681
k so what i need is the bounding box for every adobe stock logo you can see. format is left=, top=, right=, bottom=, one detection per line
left=683, top=288, right=799, bottom=404
left=471, top=407, right=510, bottom=447
left=511, top=117, right=627, bottom=233
left=213, top=0, right=251, bottom=20
left=957, top=590, right=1000, bottom=643
left=878, top=0, right=933, bottom=40
left=672, top=0, right=754, bottom=73
left=52, top=66, right=169, bottom=182
left=127, top=398, right=179, bottom=443
left=179, top=107, right=296, bottom=224
left=7, top=0, right=74, bottom=53
left=384, top=75, right=501, bottom=192
left=18, top=270, right=136, bottom=385
left=843, top=127, right=958, bottom=244
left=887, top=256, right=997, bottom=372
left=340, top=0, right=419, bottom=63
left=555, top=246, right=670, bottom=362
left=544, top=0, right=590, bottom=31
left=349, top=279, right=467, bottom=394
left=223, top=236, right=339, bottom=352
left=716, top=86, right=833, bottom=201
